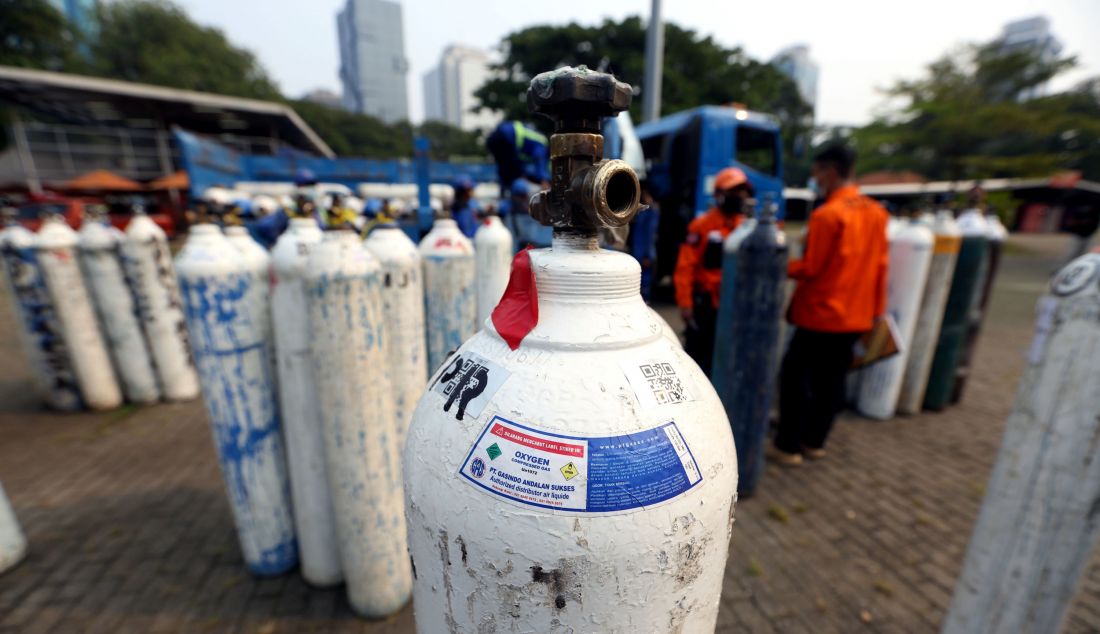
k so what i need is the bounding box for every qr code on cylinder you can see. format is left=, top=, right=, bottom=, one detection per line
left=639, top=363, right=687, bottom=404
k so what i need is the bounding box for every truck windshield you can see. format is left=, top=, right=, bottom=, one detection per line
left=735, top=126, right=778, bottom=176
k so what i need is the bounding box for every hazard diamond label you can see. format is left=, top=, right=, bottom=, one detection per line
left=486, top=443, right=502, bottom=461
left=560, top=462, right=579, bottom=480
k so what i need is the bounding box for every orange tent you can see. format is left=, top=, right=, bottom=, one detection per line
left=147, top=170, right=189, bottom=191
left=64, top=169, right=143, bottom=192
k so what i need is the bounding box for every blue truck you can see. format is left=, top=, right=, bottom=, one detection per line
left=635, top=105, right=785, bottom=281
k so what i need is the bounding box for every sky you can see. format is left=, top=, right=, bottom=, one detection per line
left=177, top=0, right=1100, bottom=126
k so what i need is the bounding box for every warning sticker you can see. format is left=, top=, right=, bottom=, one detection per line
left=621, top=359, right=695, bottom=408
left=458, top=415, right=703, bottom=514
left=429, top=352, right=509, bottom=421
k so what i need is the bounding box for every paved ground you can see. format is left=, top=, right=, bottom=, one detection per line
left=0, top=233, right=1097, bottom=633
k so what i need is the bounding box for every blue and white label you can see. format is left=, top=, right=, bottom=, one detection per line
left=458, top=415, right=702, bottom=514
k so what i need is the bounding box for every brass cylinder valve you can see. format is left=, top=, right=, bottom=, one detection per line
left=526, top=66, right=644, bottom=234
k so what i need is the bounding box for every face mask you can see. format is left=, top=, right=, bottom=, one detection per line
left=808, top=177, right=821, bottom=198
left=718, top=194, right=745, bottom=215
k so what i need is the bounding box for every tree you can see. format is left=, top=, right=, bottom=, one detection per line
left=474, top=17, right=812, bottom=182
left=289, top=99, right=412, bottom=158
left=851, top=42, right=1100, bottom=180
left=0, top=0, right=80, bottom=71
left=92, top=0, right=281, bottom=100
left=416, top=121, right=485, bottom=160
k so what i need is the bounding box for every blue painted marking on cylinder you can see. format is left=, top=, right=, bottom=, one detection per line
left=178, top=271, right=297, bottom=574
left=713, top=218, right=788, bottom=496
left=711, top=239, right=741, bottom=389
left=1, top=243, right=82, bottom=409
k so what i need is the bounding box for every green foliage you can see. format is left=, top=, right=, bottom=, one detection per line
left=416, top=120, right=485, bottom=160
left=0, top=0, right=80, bottom=71
left=287, top=100, right=412, bottom=158
left=91, top=0, right=281, bottom=100
left=474, top=17, right=812, bottom=182
left=850, top=42, right=1100, bottom=180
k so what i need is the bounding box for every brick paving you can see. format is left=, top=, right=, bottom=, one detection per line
left=0, top=234, right=1098, bottom=633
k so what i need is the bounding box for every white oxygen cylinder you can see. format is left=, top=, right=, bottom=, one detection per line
left=474, top=215, right=514, bottom=325
left=176, top=224, right=297, bottom=576
left=0, top=481, right=27, bottom=574
left=649, top=306, right=681, bottom=346
left=224, top=226, right=277, bottom=386
left=306, top=229, right=411, bottom=617
left=270, top=217, right=342, bottom=587
left=897, top=210, right=961, bottom=414
left=0, top=217, right=82, bottom=410
left=419, top=218, right=476, bottom=373
left=36, top=216, right=122, bottom=410
left=942, top=252, right=1100, bottom=633
left=856, top=220, right=934, bottom=419
left=364, top=222, right=428, bottom=447
left=404, top=234, right=738, bottom=633
left=986, top=214, right=1008, bottom=242
left=124, top=211, right=199, bottom=401
left=847, top=218, right=902, bottom=405
left=78, top=217, right=160, bottom=404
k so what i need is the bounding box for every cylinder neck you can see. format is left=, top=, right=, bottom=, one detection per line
left=551, top=231, right=599, bottom=252
left=322, top=228, right=358, bottom=242
left=533, top=240, right=638, bottom=302
left=189, top=224, right=223, bottom=237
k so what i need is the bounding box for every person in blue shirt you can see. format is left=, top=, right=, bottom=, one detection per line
left=451, top=176, right=481, bottom=238
left=629, top=184, right=660, bottom=303
left=499, top=178, right=552, bottom=250
left=486, top=121, right=550, bottom=192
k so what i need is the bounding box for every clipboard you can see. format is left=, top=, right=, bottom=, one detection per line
left=851, top=314, right=903, bottom=370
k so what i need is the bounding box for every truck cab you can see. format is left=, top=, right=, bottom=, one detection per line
left=636, top=105, right=784, bottom=281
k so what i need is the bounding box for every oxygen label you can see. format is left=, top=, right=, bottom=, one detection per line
left=429, top=351, right=509, bottom=421
left=621, top=359, right=695, bottom=407
left=458, top=416, right=703, bottom=514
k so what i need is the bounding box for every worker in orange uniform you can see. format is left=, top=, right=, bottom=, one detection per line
left=773, top=144, right=889, bottom=465
left=674, top=167, right=754, bottom=375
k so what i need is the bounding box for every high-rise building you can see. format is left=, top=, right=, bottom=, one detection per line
left=998, top=16, right=1063, bottom=101
left=771, top=44, right=819, bottom=112
left=301, top=89, right=344, bottom=110
left=336, top=0, right=410, bottom=123
left=421, top=45, right=499, bottom=133
left=47, top=0, right=97, bottom=39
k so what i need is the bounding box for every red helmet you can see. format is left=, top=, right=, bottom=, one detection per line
left=714, top=167, right=750, bottom=193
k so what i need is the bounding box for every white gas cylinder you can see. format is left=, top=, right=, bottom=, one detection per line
left=176, top=224, right=297, bottom=576
left=404, top=234, right=738, bottom=633
left=36, top=217, right=122, bottom=410
left=0, top=481, right=27, bottom=575
left=364, top=223, right=428, bottom=446
left=474, top=215, right=514, bottom=325
left=78, top=219, right=160, bottom=404
left=270, top=218, right=342, bottom=587
left=419, top=218, right=476, bottom=373
left=306, top=229, right=411, bottom=617
left=225, top=226, right=277, bottom=387
left=897, top=210, right=961, bottom=414
left=0, top=219, right=82, bottom=410
left=123, top=212, right=199, bottom=401
left=856, top=220, right=934, bottom=419
left=943, top=252, right=1100, bottom=632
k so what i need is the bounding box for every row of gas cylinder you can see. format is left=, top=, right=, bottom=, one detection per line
left=851, top=209, right=1009, bottom=420
left=707, top=205, right=1010, bottom=498
left=0, top=209, right=199, bottom=411
left=169, top=213, right=514, bottom=616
